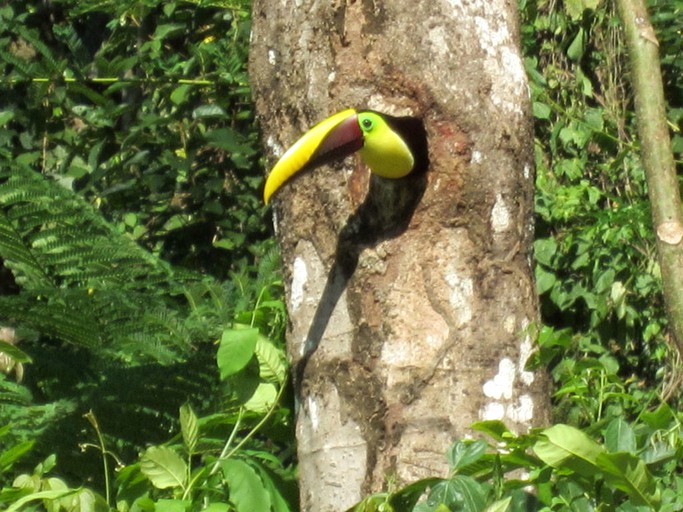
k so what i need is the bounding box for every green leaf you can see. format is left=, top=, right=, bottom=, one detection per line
left=179, top=403, right=198, bottom=453
left=0, top=340, right=32, bottom=363
left=217, top=327, right=259, bottom=379
left=604, top=417, right=636, bottom=453
left=596, top=452, right=660, bottom=507
left=202, top=504, right=230, bottom=512
left=0, top=110, right=14, bottom=127
left=640, top=403, right=676, bottom=429
left=204, top=127, right=245, bottom=152
left=533, top=102, right=552, bottom=120
left=193, top=104, right=228, bottom=119
left=6, top=489, right=80, bottom=512
left=535, top=265, right=557, bottom=294
left=140, top=446, right=187, bottom=490
left=153, top=23, right=185, bottom=40
left=428, top=475, right=487, bottom=511
left=221, top=458, right=271, bottom=512
left=564, top=0, right=601, bottom=20
left=447, top=440, right=488, bottom=471
left=533, top=424, right=605, bottom=477
left=247, top=459, right=297, bottom=512
left=471, top=420, right=513, bottom=442
left=567, top=28, right=587, bottom=61
left=485, top=497, right=512, bottom=512
left=0, top=439, right=34, bottom=470
left=388, top=478, right=442, bottom=511
left=170, top=84, right=191, bottom=105
left=243, top=382, right=278, bottom=413
left=534, top=238, right=557, bottom=266
left=255, top=335, right=287, bottom=384
left=154, top=499, right=190, bottom=512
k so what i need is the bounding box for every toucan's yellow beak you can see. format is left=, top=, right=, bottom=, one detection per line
left=264, top=109, right=361, bottom=203
left=263, top=109, right=422, bottom=204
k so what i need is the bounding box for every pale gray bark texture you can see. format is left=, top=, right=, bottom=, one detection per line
left=249, top=1, right=551, bottom=510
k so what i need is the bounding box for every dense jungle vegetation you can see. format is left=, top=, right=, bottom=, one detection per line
left=0, top=0, right=681, bottom=510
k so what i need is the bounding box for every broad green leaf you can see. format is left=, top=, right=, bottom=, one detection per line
left=535, top=265, right=557, bottom=294
left=153, top=23, right=184, bottom=40
left=170, top=84, right=191, bottom=105
left=349, top=494, right=392, bottom=512
left=248, top=458, right=297, bottom=512
left=6, top=489, right=79, bottom=512
left=0, top=110, right=14, bottom=127
left=205, top=127, right=245, bottom=152
left=221, top=458, right=271, bottom=512
left=533, top=424, right=604, bottom=477
left=243, top=382, right=278, bottom=413
left=533, top=102, right=552, bottom=120
left=179, top=404, right=198, bottom=453
left=202, top=504, right=230, bottom=512
left=140, top=446, right=187, bottom=490
left=640, top=402, right=678, bottom=429
left=0, top=340, right=32, bottom=362
left=471, top=420, right=513, bottom=442
left=447, top=440, right=488, bottom=471
left=534, top=238, right=557, bottom=266
left=604, top=417, right=636, bottom=453
left=596, top=452, right=660, bottom=507
left=428, top=475, right=487, bottom=511
left=564, top=0, right=601, bottom=20
left=154, top=499, right=190, bottom=512
left=255, top=335, right=287, bottom=384
left=388, top=478, right=441, bottom=511
left=217, top=327, right=259, bottom=379
left=567, top=28, right=587, bottom=61
left=450, top=475, right=487, bottom=511
left=485, top=497, right=512, bottom=512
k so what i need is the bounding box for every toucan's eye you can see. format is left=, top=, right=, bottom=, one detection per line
left=361, top=117, right=373, bottom=131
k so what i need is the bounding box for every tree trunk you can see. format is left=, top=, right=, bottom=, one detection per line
left=249, top=1, right=551, bottom=510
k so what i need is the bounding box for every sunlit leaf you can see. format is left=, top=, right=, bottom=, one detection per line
left=447, top=440, right=488, bottom=471
left=221, top=459, right=271, bottom=512
left=180, top=403, right=198, bottom=453
left=140, top=446, right=187, bottom=489
left=596, top=452, right=661, bottom=507
left=217, top=327, right=259, bottom=379
left=533, top=424, right=604, bottom=477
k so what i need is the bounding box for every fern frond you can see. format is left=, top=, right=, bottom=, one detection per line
left=16, top=26, right=65, bottom=75
left=0, top=164, right=212, bottom=361
left=0, top=210, right=53, bottom=288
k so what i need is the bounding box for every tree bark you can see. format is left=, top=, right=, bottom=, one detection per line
left=616, top=0, right=683, bottom=360
left=249, top=1, right=551, bottom=510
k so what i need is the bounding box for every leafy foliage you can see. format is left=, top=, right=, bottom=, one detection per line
left=0, top=0, right=268, bottom=280
left=0, top=322, right=296, bottom=510
left=522, top=0, right=683, bottom=423
left=0, top=0, right=295, bottom=507
left=352, top=411, right=683, bottom=511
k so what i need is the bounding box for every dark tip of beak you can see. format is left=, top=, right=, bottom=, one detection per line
left=308, top=114, right=364, bottom=170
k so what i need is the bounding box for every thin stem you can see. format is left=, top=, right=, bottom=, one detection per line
left=223, top=383, right=285, bottom=461
left=209, top=382, right=286, bottom=476
left=83, top=410, right=111, bottom=506
left=209, top=407, right=244, bottom=477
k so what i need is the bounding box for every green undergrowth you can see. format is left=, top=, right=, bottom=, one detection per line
left=352, top=411, right=683, bottom=512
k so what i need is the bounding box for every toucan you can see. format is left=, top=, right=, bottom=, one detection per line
left=263, top=109, right=428, bottom=203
